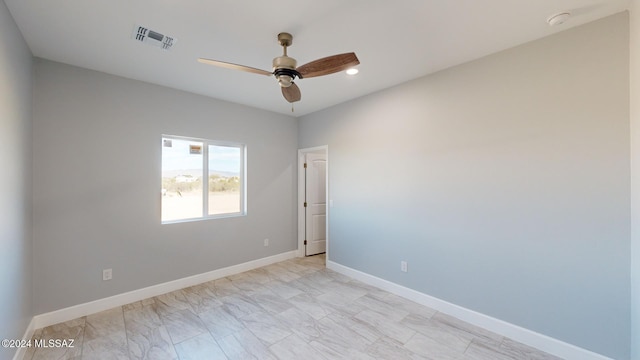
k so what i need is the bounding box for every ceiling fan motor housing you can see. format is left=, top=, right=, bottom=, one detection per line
left=273, top=56, right=299, bottom=87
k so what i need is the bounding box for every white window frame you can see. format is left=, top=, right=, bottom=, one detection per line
left=161, top=134, right=247, bottom=224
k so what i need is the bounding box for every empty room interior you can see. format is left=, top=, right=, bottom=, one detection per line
left=2, top=0, right=640, bottom=359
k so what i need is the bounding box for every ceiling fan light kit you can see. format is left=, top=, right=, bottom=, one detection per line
left=198, top=32, right=359, bottom=104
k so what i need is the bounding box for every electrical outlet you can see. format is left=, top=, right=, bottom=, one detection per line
left=264, top=238, right=269, bottom=247
left=103, top=268, right=112, bottom=281
left=400, top=261, right=408, bottom=273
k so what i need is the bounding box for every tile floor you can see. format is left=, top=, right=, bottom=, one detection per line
left=24, top=254, right=561, bottom=359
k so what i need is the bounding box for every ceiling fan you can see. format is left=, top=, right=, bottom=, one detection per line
left=198, top=32, right=360, bottom=103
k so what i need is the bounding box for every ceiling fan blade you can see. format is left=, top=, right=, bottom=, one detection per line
left=282, top=83, right=301, bottom=103
left=197, top=58, right=272, bottom=76
left=297, top=52, right=359, bottom=79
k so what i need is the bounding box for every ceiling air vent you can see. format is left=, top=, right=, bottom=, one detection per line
left=132, top=25, right=176, bottom=50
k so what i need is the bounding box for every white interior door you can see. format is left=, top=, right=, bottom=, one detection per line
left=305, top=153, right=326, bottom=256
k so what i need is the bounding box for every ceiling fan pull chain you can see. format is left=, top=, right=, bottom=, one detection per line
left=291, top=103, right=295, bottom=112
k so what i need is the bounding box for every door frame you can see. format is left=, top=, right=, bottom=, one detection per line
left=297, top=145, right=329, bottom=258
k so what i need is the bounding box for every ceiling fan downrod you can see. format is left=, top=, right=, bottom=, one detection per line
left=273, top=32, right=299, bottom=87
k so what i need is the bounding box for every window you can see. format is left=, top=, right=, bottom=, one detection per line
left=161, top=135, right=245, bottom=223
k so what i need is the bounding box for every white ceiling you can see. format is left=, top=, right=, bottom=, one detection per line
left=5, top=0, right=631, bottom=116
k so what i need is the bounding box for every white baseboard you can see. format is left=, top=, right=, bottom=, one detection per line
left=11, top=318, right=36, bottom=360
left=31, top=251, right=297, bottom=330
left=327, top=260, right=612, bottom=360
left=15, top=252, right=610, bottom=360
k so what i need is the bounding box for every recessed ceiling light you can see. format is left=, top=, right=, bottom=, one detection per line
left=346, top=68, right=359, bottom=75
left=547, top=12, right=571, bottom=26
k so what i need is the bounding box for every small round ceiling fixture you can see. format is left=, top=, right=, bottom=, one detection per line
left=346, top=68, right=359, bottom=75
left=547, top=12, right=571, bottom=26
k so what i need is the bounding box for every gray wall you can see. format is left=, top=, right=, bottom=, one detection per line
left=32, top=60, right=298, bottom=314
left=630, top=2, right=640, bottom=360
left=0, top=1, right=33, bottom=360
left=299, top=13, right=630, bottom=359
